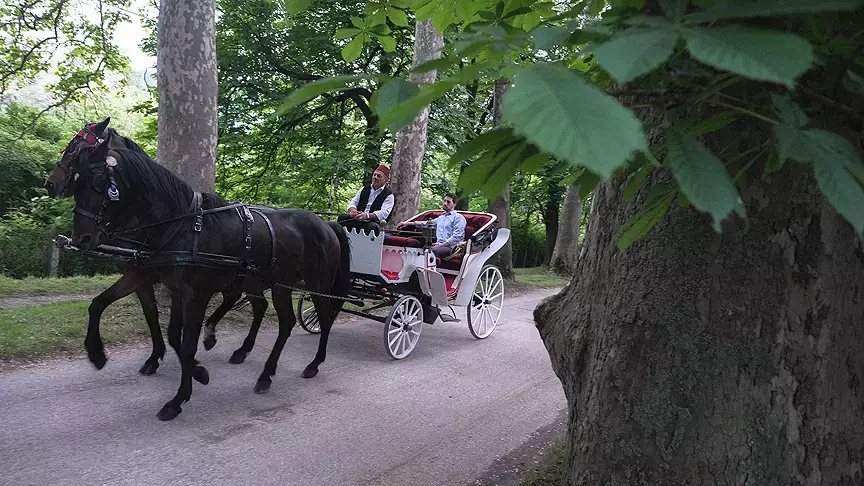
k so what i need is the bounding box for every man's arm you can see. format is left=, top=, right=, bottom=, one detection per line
left=369, top=193, right=394, bottom=222
left=348, top=188, right=363, bottom=217
left=444, top=215, right=466, bottom=246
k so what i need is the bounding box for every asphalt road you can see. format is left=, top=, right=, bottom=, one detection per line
left=0, top=289, right=566, bottom=486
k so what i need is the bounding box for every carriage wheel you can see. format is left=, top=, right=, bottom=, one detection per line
left=296, top=295, right=321, bottom=334
left=467, top=265, right=504, bottom=339
left=384, top=295, right=424, bottom=359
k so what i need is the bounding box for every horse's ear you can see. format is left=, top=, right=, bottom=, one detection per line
left=93, top=117, right=110, bottom=135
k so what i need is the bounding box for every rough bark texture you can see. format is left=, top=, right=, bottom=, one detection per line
left=387, top=19, right=443, bottom=226
left=550, top=183, right=581, bottom=275
left=157, top=0, right=218, bottom=192
left=488, top=77, right=514, bottom=279
left=534, top=117, right=864, bottom=483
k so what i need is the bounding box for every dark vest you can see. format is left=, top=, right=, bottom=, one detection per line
left=357, top=186, right=393, bottom=214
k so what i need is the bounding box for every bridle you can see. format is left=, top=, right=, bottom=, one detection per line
left=53, top=123, right=105, bottom=197
left=71, top=159, right=121, bottom=239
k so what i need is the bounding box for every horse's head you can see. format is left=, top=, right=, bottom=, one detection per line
left=44, top=117, right=111, bottom=198
left=68, top=136, right=131, bottom=251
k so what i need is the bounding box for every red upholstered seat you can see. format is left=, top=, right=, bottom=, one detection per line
left=382, top=235, right=424, bottom=247
left=382, top=211, right=493, bottom=257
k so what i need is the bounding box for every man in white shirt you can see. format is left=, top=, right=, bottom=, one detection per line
left=340, top=164, right=395, bottom=234
left=398, top=193, right=466, bottom=258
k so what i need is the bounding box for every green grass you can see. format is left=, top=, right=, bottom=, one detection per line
left=522, top=440, right=567, bottom=486
left=514, top=267, right=569, bottom=288
left=0, top=297, right=148, bottom=359
left=0, top=294, right=282, bottom=361
left=0, top=274, right=122, bottom=296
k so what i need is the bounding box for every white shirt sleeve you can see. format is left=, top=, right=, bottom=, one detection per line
left=348, top=187, right=363, bottom=211
left=372, top=193, right=395, bottom=222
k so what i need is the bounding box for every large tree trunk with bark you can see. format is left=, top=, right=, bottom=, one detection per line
left=488, top=77, right=514, bottom=278
left=387, top=19, right=443, bottom=225
left=534, top=112, right=864, bottom=483
left=549, top=183, right=581, bottom=274
left=157, top=0, right=218, bottom=192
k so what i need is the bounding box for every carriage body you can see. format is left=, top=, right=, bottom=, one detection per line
left=344, top=210, right=507, bottom=302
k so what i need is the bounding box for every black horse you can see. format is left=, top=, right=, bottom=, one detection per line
left=67, top=130, right=351, bottom=420
left=45, top=118, right=268, bottom=376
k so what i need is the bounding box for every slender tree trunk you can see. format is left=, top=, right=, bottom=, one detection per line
left=488, top=77, right=514, bottom=278
left=387, top=19, right=443, bottom=226
left=534, top=113, right=864, bottom=483
left=542, top=200, right=559, bottom=267
left=157, top=0, right=218, bottom=192
left=48, top=244, right=60, bottom=278
left=550, top=183, right=581, bottom=274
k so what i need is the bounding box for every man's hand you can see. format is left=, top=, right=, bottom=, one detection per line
left=348, top=207, right=359, bottom=218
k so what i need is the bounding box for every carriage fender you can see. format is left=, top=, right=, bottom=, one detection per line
left=454, top=228, right=510, bottom=307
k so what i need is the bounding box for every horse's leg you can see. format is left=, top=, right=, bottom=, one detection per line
left=85, top=270, right=151, bottom=370
left=137, top=284, right=165, bottom=375
left=166, top=290, right=209, bottom=385
left=302, top=295, right=334, bottom=379
left=157, top=291, right=210, bottom=421
left=253, top=288, right=294, bottom=394
left=167, top=292, right=183, bottom=357
left=202, top=291, right=241, bottom=351
left=230, top=293, right=268, bottom=364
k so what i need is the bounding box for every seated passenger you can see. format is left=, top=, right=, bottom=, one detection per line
left=397, top=193, right=466, bottom=258
left=339, top=164, right=394, bottom=234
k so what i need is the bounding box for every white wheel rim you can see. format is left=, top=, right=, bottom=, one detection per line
left=301, top=299, right=320, bottom=332
left=470, top=267, right=503, bottom=338
left=386, top=297, right=423, bottom=359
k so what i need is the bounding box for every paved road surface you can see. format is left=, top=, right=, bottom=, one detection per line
left=0, top=289, right=566, bottom=486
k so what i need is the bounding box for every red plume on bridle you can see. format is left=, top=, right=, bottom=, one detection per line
left=60, top=123, right=100, bottom=154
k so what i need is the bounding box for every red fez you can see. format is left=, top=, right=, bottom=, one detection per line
left=375, top=164, right=390, bottom=178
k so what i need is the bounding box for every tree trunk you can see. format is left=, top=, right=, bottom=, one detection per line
left=549, top=183, right=581, bottom=274
left=534, top=121, right=864, bottom=483
left=542, top=199, right=559, bottom=267
left=48, top=244, right=60, bottom=278
left=386, top=19, right=443, bottom=226
left=157, top=0, right=218, bottom=192
left=488, top=77, right=514, bottom=278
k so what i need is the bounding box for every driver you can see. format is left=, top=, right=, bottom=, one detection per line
left=339, top=164, right=394, bottom=234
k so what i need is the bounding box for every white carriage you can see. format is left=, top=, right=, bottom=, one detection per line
left=296, top=210, right=510, bottom=359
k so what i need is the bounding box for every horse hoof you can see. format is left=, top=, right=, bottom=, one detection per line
left=193, top=366, right=210, bottom=385
left=89, top=352, right=108, bottom=370
left=139, top=361, right=159, bottom=375
left=157, top=405, right=182, bottom=421
left=301, top=366, right=318, bottom=379
left=229, top=350, right=247, bottom=364
left=203, top=335, right=217, bottom=351
left=254, top=380, right=271, bottom=394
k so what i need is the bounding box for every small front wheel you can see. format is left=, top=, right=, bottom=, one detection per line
left=296, top=295, right=321, bottom=334
left=384, top=295, right=424, bottom=359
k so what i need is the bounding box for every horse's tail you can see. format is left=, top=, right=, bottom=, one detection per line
left=326, top=221, right=352, bottom=317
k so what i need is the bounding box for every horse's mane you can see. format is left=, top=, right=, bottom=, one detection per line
left=105, top=128, right=148, bottom=156
left=112, top=147, right=229, bottom=213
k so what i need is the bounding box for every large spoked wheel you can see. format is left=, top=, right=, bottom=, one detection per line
left=296, top=295, right=321, bottom=334
left=467, top=265, right=504, bottom=339
left=384, top=295, right=424, bottom=359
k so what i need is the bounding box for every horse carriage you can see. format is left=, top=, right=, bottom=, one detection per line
left=299, top=211, right=510, bottom=359
left=45, top=118, right=510, bottom=420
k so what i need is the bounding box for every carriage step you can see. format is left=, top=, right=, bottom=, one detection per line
left=439, top=313, right=460, bottom=323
